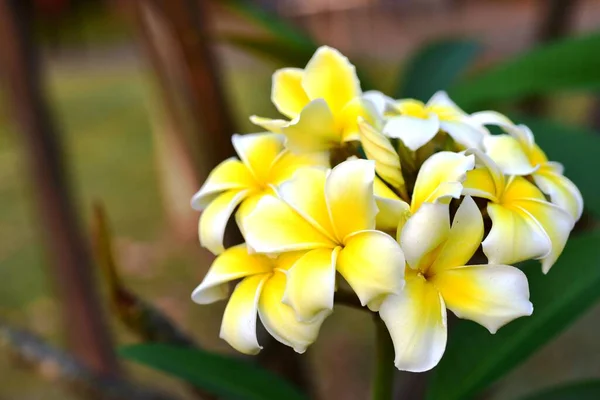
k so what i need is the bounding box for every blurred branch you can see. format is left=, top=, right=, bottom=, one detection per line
left=92, top=203, right=196, bottom=347
left=0, top=0, right=118, bottom=376
left=0, top=319, right=177, bottom=400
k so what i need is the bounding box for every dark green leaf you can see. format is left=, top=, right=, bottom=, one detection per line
left=520, top=380, right=600, bottom=400
left=450, top=32, right=600, bottom=107
left=120, top=344, right=307, bottom=400
left=427, top=231, right=600, bottom=400
left=517, top=116, right=600, bottom=217
left=396, top=39, right=480, bottom=100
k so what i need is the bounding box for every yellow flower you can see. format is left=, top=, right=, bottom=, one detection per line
left=382, top=91, right=484, bottom=151
left=192, top=244, right=324, bottom=354
left=250, top=46, right=375, bottom=153
left=473, top=111, right=583, bottom=221
left=380, top=196, right=533, bottom=372
left=191, top=133, right=326, bottom=254
left=463, top=149, right=574, bottom=273
left=242, top=159, right=405, bottom=319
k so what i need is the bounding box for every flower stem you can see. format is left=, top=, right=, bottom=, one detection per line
left=372, top=315, right=394, bottom=400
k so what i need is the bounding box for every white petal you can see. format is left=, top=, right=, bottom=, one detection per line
left=249, top=116, right=288, bottom=134
left=379, top=275, right=447, bottom=372
left=383, top=114, right=440, bottom=151
left=440, top=120, right=483, bottom=150
left=534, top=168, right=583, bottom=222
left=433, top=264, right=533, bottom=333
left=482, top=134, right=537, bottom=175
left=401, top=202, right=450, bottom=271
left=199, top=190, right=249, bottom=255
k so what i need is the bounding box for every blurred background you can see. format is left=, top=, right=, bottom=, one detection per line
left=1, top=0, right=600, bottom=399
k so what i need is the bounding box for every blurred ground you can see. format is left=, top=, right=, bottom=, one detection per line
left=2, top=0, right=600, bottom=399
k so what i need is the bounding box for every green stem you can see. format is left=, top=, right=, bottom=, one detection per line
left=372, top=315, right=394, bottom=400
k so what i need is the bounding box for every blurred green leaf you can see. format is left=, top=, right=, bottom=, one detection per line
left=450, top=32, right=600, bottom=107
left=120, top=344, right=308, bottom=400
left=222, top=0, right=316, bottom=49
left=427, top=231, right=600, bottom=400
left=219, top=34, right=316, bottom=68
left=520, top=380, right=600, bottom=400
left=396, top=39, right=480, bottom=100
left=518, top=116, right=600, bottom=217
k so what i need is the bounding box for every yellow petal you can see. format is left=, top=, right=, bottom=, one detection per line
left=277, top=167, right=336, bottom=240
left=514, top=199, right=574, bottom=273
left=326, top=159, right=378, bottom=241
left=199, top=189, right=249, bottom=255
left=501, top=175, right=545, bottom=203
left=232, top=133, right=285, bottom=183
left=337, top=231, right=405, bottom=307
left=429, top=196, right=484, bottom=276
left=384, top=114, right=440, bottom=151
left=249, top=116, right=288, bottom=134
left=534, top=167, right=583, bottom=221
left=400, top=202, right=450, bottom=272
left=432, top=264, right=533, bottom=333
left=243, top=195, right=335, bottom=253
left=483, top=203, right=551, bottom=265
left=272, top=68, right=309, bottom=119
left=302, top=46, right=361, bottom=115
left=192, top=244, right=272, bottom=304
left=483, top=134, right=537, bottom=175
left=374, top=177, right=411, bottom=234
left=281, top=99, right=339, bottom=153
left=462, top=149, right=506, bottom=201
left=268, top=150, right=329, bottom=185
left=411, top=151, right=475, bottom=213
left=258, top=271, right=326, bottom=354
left=379, top=273, right=447, bottom=372
left=220, top=274, right=268, bottom=355
left=191, top=158, right=255, bottom=210
left=394, top=99, right=429, bottom=118
left=283, top=248, right=337, bottom=322
left=359, top=119, right=406, bottom=194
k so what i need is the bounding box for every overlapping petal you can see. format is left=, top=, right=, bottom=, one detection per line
left=337, top=231, right=405, bottom=307
left=431, top=265, right=533, bottom=333
left=249, top=116, right=287, bottom=134
left=232, top=133, right=285, bottom=182
left=281, top=99, right=338, bottom=153
left=283, top=248, right=338, bottom=321
left=411, top=151, right=475, bottom=212
left=379, top=273, right=447, bottom=373
left=243, top=195, right=335, bottom=253
left=384, top=114, right=440, bottom=151
left=191, top=244, right=272, bottom=304
left=191, top=158, right=255, bottom=210
left=482, top=134, right=537, bottom=175
left=302, top=46, right=361, bottom=115
left=272, top=68, right=309, bottom=119
left=534, top=166, right=583, bottom=221
left=258, top=271, right=326, bottom=354
left=326, top=159, right=378, bottom=241
left=220, top=274, right=268, bottom=355
left=373, top=177, right=410, bottom=233
left=199, top=189, right=250, bottom=254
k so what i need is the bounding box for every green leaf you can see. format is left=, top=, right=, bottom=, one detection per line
left=450, top=32, right=600, bottom=107
left=396, top=39, right=480, bottom=100
left=120, top=343, right=307, bottom=400
left=520, top=380, right=600, bottom=400
left=219, top=34, right=316, bottom=68
left=222, top=0, right=316, bottom=50
left=427, top=231, right=600, bottom=400
left=517, top=116, right=600, bottom=217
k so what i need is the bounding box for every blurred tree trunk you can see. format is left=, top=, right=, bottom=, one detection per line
left=0, top=0, right=119, bottom=377
left=132, top=0, right=238, bottom=242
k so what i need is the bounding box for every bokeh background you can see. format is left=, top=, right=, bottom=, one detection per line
left=1, top=0, right=600, bottom=399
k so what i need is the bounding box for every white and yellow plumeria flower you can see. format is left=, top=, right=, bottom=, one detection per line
left=473, top=111, right=583, bottom=221
left=463, top=149, right=574, bottom=273
left=250, top=46, right=375, bottom=153
left=192, top=244, right=324, bottom=354
left=191, top=132, right=326, bottom=254
left=380, top=196, right=533, bottom=372
left=383, top=91, right=484, bottom=151
left=243, top=159, right=405, bottom=320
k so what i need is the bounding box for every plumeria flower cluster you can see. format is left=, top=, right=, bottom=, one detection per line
left=191, top=46, right=583, bottom=371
